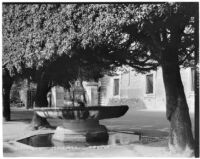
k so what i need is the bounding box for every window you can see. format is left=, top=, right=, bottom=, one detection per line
left=113, top=79, right=119, bottom=96
left=146, top=74, right=153, bottom=94
left=191, top=68, right=195, bottom=91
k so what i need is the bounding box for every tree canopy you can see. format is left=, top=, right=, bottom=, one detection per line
left=3, top=4, right=119, bottom=86
left=3, top=3, right=197, bottom=76
left=77, top=3, right=197, bottom=71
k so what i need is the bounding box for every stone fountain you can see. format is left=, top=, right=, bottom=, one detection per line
left=34, top=105, right=129, bottom=143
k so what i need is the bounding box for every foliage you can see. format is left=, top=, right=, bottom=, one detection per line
left=2, top=4, right=118, bottom=85
left=3, top=3, right=197, bottom=77
left=77, top=3, right=198, bottom=72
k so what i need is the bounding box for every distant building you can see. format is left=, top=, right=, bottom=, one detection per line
left=43, top=66, right=194, bottom=112
left=98, top=67, right=195, bottom=112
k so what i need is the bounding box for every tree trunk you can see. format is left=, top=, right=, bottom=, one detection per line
left=161, top=49, right=194, bottom=155
left=35, top=72, right=50, bottom=107
left=31, top=71, right=52, bottom=130
left=3, top=68, right=13, bottom=121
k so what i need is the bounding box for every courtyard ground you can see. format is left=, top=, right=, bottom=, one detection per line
left=3, top=107, right=195, bottom=157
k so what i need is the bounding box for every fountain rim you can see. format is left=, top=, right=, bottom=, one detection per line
left=33, top=105, right=129, bottom=111
left=34, top=105, right=129, bottom=120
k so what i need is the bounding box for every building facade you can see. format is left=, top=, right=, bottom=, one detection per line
left=99, top=67, right=195, bottom=112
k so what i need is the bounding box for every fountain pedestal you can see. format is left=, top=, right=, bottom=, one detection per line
left=52, top=119, right=108, bottom=142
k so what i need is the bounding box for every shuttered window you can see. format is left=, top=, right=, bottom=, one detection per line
left=146, top=74, right=153, bottom=94
left=113, top=79, right=119, bottom=96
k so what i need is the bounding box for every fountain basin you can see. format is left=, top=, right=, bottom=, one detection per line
left=34, top=105, right=129, bottom=120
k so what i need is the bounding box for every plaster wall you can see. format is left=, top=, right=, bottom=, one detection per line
left=100, top=67, right=194, bottom=112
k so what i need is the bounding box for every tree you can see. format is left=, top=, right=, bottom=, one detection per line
left=123, top=3, right=198, bottom=155
left=3, top=68, right=13, bottom=121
